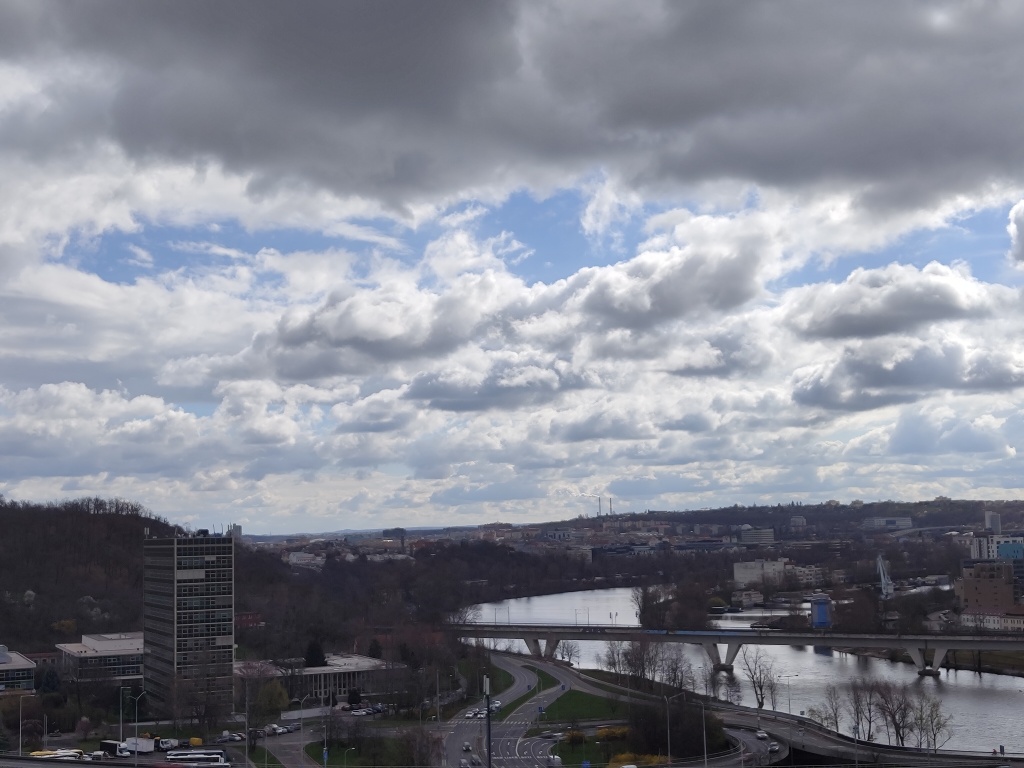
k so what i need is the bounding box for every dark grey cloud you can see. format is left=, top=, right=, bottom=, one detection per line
left=4, top=2, right=1024, bottom=212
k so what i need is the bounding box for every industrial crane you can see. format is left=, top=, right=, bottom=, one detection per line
left=877, top=554, right=894, bottom=600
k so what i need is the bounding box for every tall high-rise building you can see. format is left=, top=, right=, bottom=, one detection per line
left=143, top=530, right=234, bottom=718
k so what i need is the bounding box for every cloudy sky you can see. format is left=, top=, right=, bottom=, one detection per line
left=3, top=2, right=1024, bottom=533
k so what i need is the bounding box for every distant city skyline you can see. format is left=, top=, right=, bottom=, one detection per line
left=3, top=3, right=1024, bottom=534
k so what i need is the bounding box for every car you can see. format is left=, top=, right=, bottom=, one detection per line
left=463, top=742, right=472, bottom=753
left=768, top=742, right=780, bottom=753
left=213, top=736, right=231, bottom=744
left=755, top=730, right=768, bottom=740
left=470, top=755, right=482, bottom=766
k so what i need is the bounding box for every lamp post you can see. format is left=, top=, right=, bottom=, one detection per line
left=119, top=686, right=132, bottom=743
left=781, top=674, right=799, bottom=715
left=300, top=694, right=314, bottom=737
left=128, top=691, right=145, bottom=768
left=780, top=675, right=798, bottom=765
left=322, top=712, right=329, bottom=768
left=344, top=746, right=355, bottom=768
left=663, top=691, right=687, bottom=766
left=18, top=693, right=28, bottom=756
left=696, top=700, right=708, bottom=768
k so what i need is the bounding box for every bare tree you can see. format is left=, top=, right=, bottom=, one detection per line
left=723, top=677, right=743, bottom=705
left=446, top=604, right=482, bottom=625
left=738, top=647, right=778, bottom=724
left=822, top=684, right=844, bottom=732
left=875, top=681, right=914, bottom=746
left=623, top=639, right=662, bottom=687
left=698, top=663, right=721, bottom=699
left=845, top=679, right=879, bottom=744
left=603, top=640, right=624, bottom=679
left=766, top=675, right=780, bottom=711
left=558, top=640, right=581, bottom=667
left=659, top=646, right=695, bottom=691
left=910, top=692, right=953, bottom=753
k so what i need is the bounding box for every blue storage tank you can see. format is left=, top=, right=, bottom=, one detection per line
left=810, top=595, right=833, bottom=629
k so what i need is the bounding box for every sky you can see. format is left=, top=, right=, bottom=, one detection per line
left=4, top=2, right=1024, bottom=533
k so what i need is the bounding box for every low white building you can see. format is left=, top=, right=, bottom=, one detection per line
left=56, top=632, right=143, bottom=683
left=734, top=558, right=789, bottom=588
left=0, top=644, right=36, bottom=694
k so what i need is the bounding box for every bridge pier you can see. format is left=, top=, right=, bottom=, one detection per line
left=523, top=636, right=561, bottom=659
left=702, top=641, right=739, bottom=672
left=904, top=644, right=948, bottom=676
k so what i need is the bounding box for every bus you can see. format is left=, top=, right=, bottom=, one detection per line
left=33, top=750, right=85, bottom=760
left=164, top=750, right=229, bottom=766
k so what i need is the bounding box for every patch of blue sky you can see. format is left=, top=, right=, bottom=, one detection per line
left=472, top=189, right=651, bottom=285
left=60, top=217, right=412, bottom=286
left=775, top=205, right=1021, bottom=291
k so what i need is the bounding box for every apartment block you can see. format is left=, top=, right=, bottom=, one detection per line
left=143, top=530, right=234, bottom=716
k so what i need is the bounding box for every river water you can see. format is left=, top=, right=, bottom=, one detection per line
left=479, top=587, right=1024, bottom=753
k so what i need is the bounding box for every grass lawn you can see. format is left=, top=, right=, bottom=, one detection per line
left=306, top=738, right=437, bottom=768
left=553, top=739, right=618, bottom=768
left=251, top=746, right=284, bottom=768
left=542, top=690, right=627, bottom=722
left=524, top=665, right=559, bottom=692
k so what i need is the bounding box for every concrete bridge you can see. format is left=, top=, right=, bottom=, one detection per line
left=450, top=622, right=1024, bottom=675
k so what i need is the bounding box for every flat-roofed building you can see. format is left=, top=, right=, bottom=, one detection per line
left=143, top=530, right=234, bottom=716
left=56, top=632, right=143, bottom=684
left=0, top=645, right=36, bottom=694
left=236, top=652, right=389, bottom=705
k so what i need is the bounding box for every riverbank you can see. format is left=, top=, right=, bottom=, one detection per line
left=840, top=646, right=1024, bottom=678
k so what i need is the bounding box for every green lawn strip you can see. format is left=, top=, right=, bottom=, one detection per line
left=458, top=659, right=516, bottom=698
left=303, top=737, right=418, bottom=768
left=541, top=690, right=628, bottom=722
left=494, top=687, right=538, bottom=722
left=524, top=664, right=558, bottom=692
left=553, top=739, right=613, bottom=768
left=251, top=746, right=285, bottom=768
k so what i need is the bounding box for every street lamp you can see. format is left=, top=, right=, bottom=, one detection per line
left=695, top=700, right=708, bottom=768
left=344, top=746, right=355, bottom=768
left=300, top=694, right=314, bottom=737
left=128, top=690, right=145, bottom=768
left=781, top=674, right=799, bottom=715
left=322, top=712, right=329, bottom=768
left=18, top=693, right=29, bottom=756
left=780, top=675, right=798, bottom=765
left=119, top=686, right=132, bottom=743
left=663, top=691, right=687, bottom=766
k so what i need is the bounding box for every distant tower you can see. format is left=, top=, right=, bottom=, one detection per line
left=143, top=529, right=235, bottom=717
left=985, top=510, right=1002, bottom=534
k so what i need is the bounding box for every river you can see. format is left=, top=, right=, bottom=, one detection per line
left=479, top=587, right=1024, bottom=753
